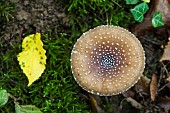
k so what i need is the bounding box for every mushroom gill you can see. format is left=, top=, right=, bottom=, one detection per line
left=71, top=25, right=145, bottom=96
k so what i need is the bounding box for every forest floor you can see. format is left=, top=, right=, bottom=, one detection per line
left=0, top=0, right=170, bottom=113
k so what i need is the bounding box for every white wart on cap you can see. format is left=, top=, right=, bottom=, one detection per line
left=70, top=25, right=145, bottom=96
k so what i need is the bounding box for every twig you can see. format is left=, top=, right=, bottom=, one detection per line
left=8, top=93, right=21, bottom=102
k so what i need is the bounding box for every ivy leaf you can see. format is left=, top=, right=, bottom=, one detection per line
left=142, top=0, right=150, bottom=3
left=15, top=102, right=42, bottom=113
left=125, top=0, right=138, bottom=4
left=0, top=89, right=8, bottom=107
left=17, top=33, right=47, bottom=86
left=152, top=12, right=164, bottom=28
left=130, top=2, right=149, bottom=22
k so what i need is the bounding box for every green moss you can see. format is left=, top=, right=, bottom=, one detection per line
left=0, top=33, right=91, bottom=112
left=0, top=1, right=14, bottom=21
left=64, top=0, right=134, bottom=36
left=0, top=1, right=15, bottom=34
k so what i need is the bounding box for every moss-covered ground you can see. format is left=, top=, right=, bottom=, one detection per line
left=0, top=0, right=137, bottom=112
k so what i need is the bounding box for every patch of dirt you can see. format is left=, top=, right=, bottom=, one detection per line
left=1, top=0, right=68, bottom=48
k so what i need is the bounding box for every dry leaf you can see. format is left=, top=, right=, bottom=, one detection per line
left=167, top=76, right=170, bottom=82
left=157, top=97, right=170, bottom=111
left=150, top=74, right=158, bottom=101
left=126, top=97, right=143, bottom=109
left=122, top=90, right=135, bottom=98
left=160, top=37, right=170, bottom=61
left=89, top=94, right=105, bottom=113
left=17, top=33, right=46, bottom=86
left=135, top=75, right=151, bottom=95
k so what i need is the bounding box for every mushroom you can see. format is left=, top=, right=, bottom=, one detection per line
left=70, top=25, right=145, bottom=96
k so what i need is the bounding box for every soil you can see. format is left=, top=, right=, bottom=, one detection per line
left=1, top=0, right=68, bottom=48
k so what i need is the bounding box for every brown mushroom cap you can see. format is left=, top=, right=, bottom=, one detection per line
left=71, top=25, right=145, bottom=96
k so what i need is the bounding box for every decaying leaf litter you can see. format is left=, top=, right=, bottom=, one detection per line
left=0, top=0, right=170, bottom=112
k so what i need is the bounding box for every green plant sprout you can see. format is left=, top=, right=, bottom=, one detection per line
left=130, top=2, right=149, bottom=22
left=126, top=0, right=139, bottom=4
left=152, top=12, right=164, bottom=28
left=0, top=89, right=8, bottom=107
left=0, top=89, right=42, bottom=113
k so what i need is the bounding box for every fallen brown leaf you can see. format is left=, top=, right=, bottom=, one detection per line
left=135, top=75, right=151, bottom=95
left=160, top=37, right=170, bottom=61
left=89, top=94, right=105, bottom=113
left=122, top=90, right=135, bottom=98
left=157, top=97, right=170, bottom=111
left=167, top=76, right=170, bottom=82
left=150, top=74, right=158, bottom=101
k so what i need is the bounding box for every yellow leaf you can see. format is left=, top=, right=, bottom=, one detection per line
left=160, top=37, right=170, bottom=62
left=17, top=33, right=46, bottom=86
left=142, top=0, right=150, bottom=3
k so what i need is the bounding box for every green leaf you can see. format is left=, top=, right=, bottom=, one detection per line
left=130, top=2, right=149, bottom=22
left=15, top=102, right=42, bottom=113
left=0, top=89, right=8, bottom=107
left=152, top=12, right=164, bottom=28
left=125, top=0, right=138, bottom=4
